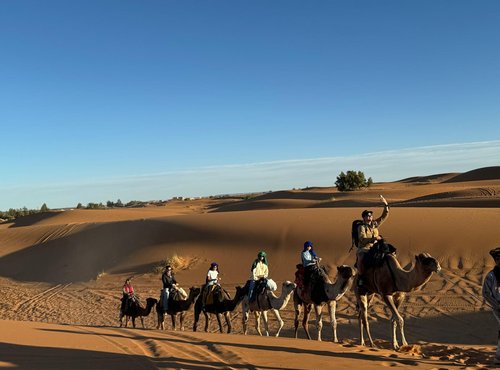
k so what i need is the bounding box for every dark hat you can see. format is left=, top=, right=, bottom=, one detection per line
left=361, top=210, right=373, bottom=218
left=258, top=251, right=267, bottom=257
left=490, top=247, right=500, bottom=258
left=304, top=241, right=313, bottom=249
left=210, top=262, right=218, bottom=267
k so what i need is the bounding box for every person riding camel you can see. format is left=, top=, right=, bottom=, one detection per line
left=202, top=262, right=220, bottom=309
left=301, top=241, right=321, bottom=286
left=120, top=278, right=135, bottom=315
left=356, top=195, right=389, bottom=286
left=161, top=265, right=177, bottom=312
left=248, top=251, right=269, bottom=301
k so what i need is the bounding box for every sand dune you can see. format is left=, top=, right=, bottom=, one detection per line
left=444, top=166, right=500, bottom=183
left=1, top=167, right=499, bottom=369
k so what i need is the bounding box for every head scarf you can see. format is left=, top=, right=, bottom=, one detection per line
left=303, top=241, right=317, bottom=258
left=251, top=251, right=268, bottom=270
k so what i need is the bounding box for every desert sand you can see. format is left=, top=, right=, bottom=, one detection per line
left=1, top=166, right=499, bottom=369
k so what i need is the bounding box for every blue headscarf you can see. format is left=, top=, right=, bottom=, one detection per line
left=303, top=241, right=317, bottom=258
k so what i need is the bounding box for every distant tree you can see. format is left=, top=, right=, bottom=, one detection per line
left=40, top=203, right=49, bottom=212
left=106, top=200, right=115, bottom=208
left=115, top=199, right=124, bottom=207
left=76, top=203, right=83, bottom=209
left=86, top=202, right=105, bottom=209
left=335, top=170, right=373, bottom=191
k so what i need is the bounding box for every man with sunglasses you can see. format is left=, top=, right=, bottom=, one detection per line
left=356, top=195, right=389, bottom=286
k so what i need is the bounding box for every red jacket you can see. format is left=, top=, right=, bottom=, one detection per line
left=123, top=283, right=134, bottom=296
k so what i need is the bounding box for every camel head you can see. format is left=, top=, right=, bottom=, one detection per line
left=415, top=253, right=441, bottom=273
left=337, top=265, right=355, bottom=279
left=188, top=286, right=201, bottom=300
left=281, top=280, right=296, bottom=294
left=235, top=286, right=246, bottom=301
left=146, top=297, right=159, bottom=308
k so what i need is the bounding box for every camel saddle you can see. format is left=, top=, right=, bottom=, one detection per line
left=204, top=285, right=228, bottom=306
left=250, top=278, right=268, bottom=303
left=295, top=264, right=329, bottom=303
left=364, top=240, right=397, bottom=270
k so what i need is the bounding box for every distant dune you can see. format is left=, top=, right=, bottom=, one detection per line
left=443, top=166, right=500, bottom=183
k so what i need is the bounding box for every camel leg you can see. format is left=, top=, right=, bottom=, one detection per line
left=383, top=294, right=404, bottom=350
left=262, top=311, right=270, bottom=336
left=179, top=312, right=185, bottom=331
left=224, top=312, right=232, bottom=334
left=358, top=294, right=374, bottom=347
left=193, top=308, right=200, bottom=332
left=272, top=308, right=284, bottom=337
left=131, top=317, right=136, bottom=328
left=327, top=300, right=338, bottom=343
left=140, top=317, right=145, bottom=329
left=394, top=292, right=408, bottom=346
left=302, top=304, right=312, bottom=340
left=119, top=312, right=124, bottom=327
left=254, top=311, right=262, bottom=336
left=216, top=313, right=224, bottom=333
left=157, top=311, right=162, bottom=330
left=314, top=304, right=324, bottom=341
left=204, top=311, right=210, bottom=332
left=293, top=295, right=301, bottom=338
left=171, top=314, right=176, bottom=331
left=242, top=302, right=250, bottom=335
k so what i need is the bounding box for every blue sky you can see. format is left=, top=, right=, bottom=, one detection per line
left=1, top=1, right=499, bottom=209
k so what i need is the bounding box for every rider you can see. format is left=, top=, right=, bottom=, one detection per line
left=248, top=251, right=269, bottom=301
left=482, top=247, right=500, bottom=365
left=301, top=241, right=320, bottom=285
left=202, top=262, right=220, bottom=308
left=356, top=195, right=389, bottom=285
left=120, top=278, right=135, bottom=315
left=161, top=265, right=177, bottom=312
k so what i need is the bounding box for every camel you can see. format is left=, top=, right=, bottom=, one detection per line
left=119, top=297, right=157, bottom=328
left=242, top=280, right=296, bottom=337
left=294, top=264, right=355, bottom=342
left=156, top=287, right=201, bottom=331
left=355, top=252, right=441, bottom=350
left=193, top=285, right=245, bottom=333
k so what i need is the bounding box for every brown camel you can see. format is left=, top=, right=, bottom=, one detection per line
left=119, top=297, right=157, bottom=328
left=193, top=285, right=245, bottom=333
left=156, top=287, right=201, bottom=331
left=355, top=252, right=441, bottom=350
left=294, top=264, right=355, bottom=342
left=242, top=280, right=296, bottom=337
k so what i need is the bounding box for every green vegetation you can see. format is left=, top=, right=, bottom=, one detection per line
left=0, top=204, right=51, bottom=222
left=335, top=170, right=373, bottom=191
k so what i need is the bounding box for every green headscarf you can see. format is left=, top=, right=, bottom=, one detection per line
left=251, top=251, right=268, bottom=270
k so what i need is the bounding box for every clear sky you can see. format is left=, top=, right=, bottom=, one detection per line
left=1, top=1, right=499, bottom=209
